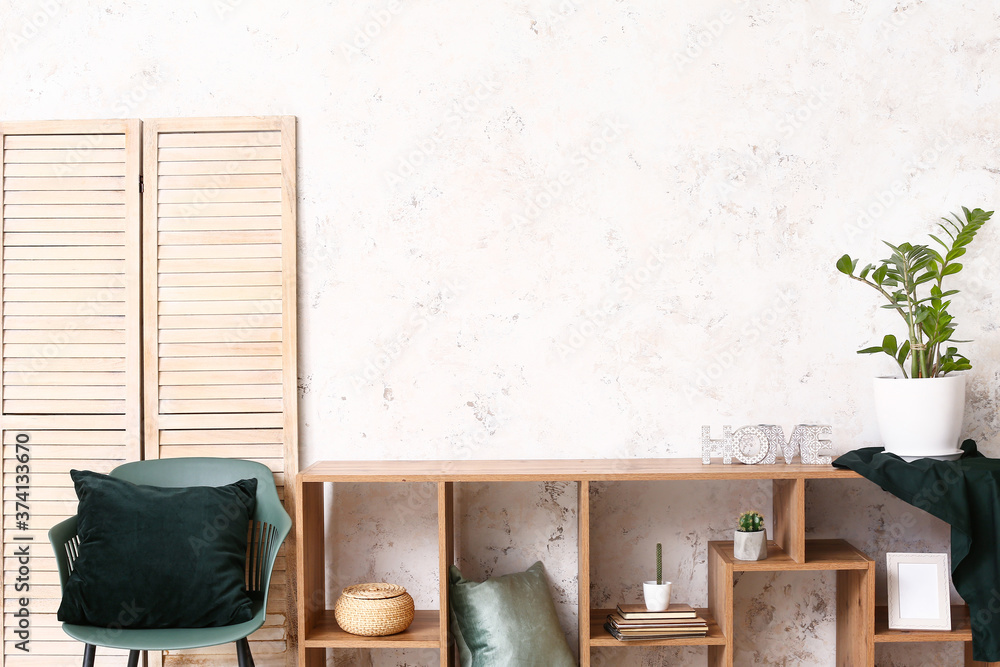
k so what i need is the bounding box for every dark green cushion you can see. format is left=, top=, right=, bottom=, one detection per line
left=57, top=470, right=257, bottom=629
left=449, top=561, right=575, bottom=667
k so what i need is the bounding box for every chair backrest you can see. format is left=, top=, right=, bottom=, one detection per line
left=110, top=457, right=291, bottom=597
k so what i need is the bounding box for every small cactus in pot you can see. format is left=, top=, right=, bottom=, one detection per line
left=734, top=510, right=767, bottom=561
left=643, top=542, right=671, bottom=611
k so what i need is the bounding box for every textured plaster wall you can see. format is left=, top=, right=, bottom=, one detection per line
left=3, top=0, right=1000, bottom=665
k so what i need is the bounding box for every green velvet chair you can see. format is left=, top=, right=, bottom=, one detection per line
left=48, top=457, right=291, bottom=667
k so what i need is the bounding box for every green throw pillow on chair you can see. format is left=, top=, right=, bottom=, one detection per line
left=57, top=469, right=257, bottom=629
left=449, top=561, right=575, bottom=667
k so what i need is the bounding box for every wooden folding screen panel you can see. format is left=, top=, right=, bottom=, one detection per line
left=142, top=117, right=298, bottom=667
left=0, top=120, right=142, bottom=666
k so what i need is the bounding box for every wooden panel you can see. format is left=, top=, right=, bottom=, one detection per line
left=143, top=116, right=298, bottom=667
left=297, top=480, right=325, bottom=667
left=707, top=539, right=733, bottom=667
left=303, top=609, right=439, bottom=648
left=773, top=478, right=805, bottom=563
left=578, top=481, right=590, bottom=667
left=710, top=540, right=871, bottom=572
left=438, top=482, right=454, bottom=667
left=836, top=564, right=874, bottom=667
left=300, top=459, right=862, bottom=483
left=876, top=604, right=972, bottom=643
left=0, top=118, right=142, bottom=667
left=589, top=608, right=727, bottom=646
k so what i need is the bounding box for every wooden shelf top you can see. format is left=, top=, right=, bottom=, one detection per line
left=874, top=605, right=972, bottom=643
left=302, top=609, right=440, bottom=649
left=589, top=607, right=727, bottom=647
left=709, top=539, right=873, bottom=572
left=299, top=458, right=860, bottom=482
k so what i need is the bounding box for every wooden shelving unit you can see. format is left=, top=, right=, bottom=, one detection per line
left=295, top=459, right=990, bottom=667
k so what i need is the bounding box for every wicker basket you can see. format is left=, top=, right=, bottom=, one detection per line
left=334, top=583, right=415, bottom=636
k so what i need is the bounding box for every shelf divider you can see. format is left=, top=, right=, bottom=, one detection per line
left=578, top=480, right=591, bottom=667
left=707, top=539, right=734, bottom=667
left=773, top=477, right=805, bottom=563
left=438, top=482, right=455, bottom=667
left=297, top=477, right=326, bottom=667
left=836, top=564, right=874, bottom=666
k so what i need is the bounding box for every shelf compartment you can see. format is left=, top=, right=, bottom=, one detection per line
left=589, top=608, right=727, bottom=647
left=875, top=605, right=972, bottom=643
left=303, top=609, right=441, bottom=648
left=709, top=539, right=872, bottom=572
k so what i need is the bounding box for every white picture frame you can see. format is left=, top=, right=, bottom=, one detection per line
left=886, top=552, right=951, bottom=631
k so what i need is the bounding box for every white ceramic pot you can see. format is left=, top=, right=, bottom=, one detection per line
left=872, top=375, right=966, bottom=460
left=642, top=581, right=672, bottom=611
left=733, top=529, right=767, bottom=561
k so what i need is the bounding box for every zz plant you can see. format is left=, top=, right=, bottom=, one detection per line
left=836, top=207, right=992, bottom=379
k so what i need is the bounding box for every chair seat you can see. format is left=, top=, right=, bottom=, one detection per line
left=60, top=601, right=265, bottom=651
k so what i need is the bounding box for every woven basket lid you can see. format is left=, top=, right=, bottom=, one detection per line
left=341, top=582, right=408, bottom=600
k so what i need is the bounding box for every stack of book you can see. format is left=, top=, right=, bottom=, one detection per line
left=604, top=603, right=709, bottom=641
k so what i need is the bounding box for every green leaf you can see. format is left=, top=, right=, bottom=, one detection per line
left=836, top=254, right=855, bottom=275
left=896, top=340, right=910, bottom=366
left=946, top=247, right=967, bottom=262
left=873, top=265, right=888, bottom=285
left=928, top=234, right=948, bottom=249
left=942, top=263, right=963, bottom=276
left=857, top=346, right=885, bottom=355
left=882, top=334, right=898, bottom=355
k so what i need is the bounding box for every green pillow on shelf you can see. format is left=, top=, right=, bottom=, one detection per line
left=448, top=561, right=575, bottom=667
left=57, top=469, right=257, bottom=629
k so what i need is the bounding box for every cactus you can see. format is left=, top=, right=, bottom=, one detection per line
left=656, top=542, right=662, bottom=585
left=737, top=510, right=764, bottom=533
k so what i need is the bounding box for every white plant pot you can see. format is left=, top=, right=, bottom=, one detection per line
left=734, top=529, right=767, bottom=561
left=872, top=375, right=966, bottom=460
left=642, top=581, right=672, bottom=611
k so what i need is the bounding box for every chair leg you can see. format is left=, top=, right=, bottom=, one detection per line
left=126, top=650, right=140, bottom=667
left=236, top=637, right=255, bottom=667
left=82, top=644, right=96, bottom=667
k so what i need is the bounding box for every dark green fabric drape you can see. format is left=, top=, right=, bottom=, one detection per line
left=833, top=440, right=1000, bottom=662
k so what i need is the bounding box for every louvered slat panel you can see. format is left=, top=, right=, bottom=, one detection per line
left=1, top=119, right=142, bottom=667
left=143, top=117, right=297, bottom=667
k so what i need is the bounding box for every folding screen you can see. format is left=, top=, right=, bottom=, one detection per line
left=0, top=116, right=298, bottom=667
left=0, top=119, right=142, bottom=666
left=142, top=117, right=298, bottom=667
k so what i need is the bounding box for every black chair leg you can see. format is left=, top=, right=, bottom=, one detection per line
left=82, top=644, right=96, bottom=667
left=236, top=637, right=255, bottom=667
left=126, top=650, right=140, bottom=667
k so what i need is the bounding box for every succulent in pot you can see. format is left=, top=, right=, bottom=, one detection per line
left=734, top=510, right=767, bottom=561
left=836, top=207, right=992, bottom=460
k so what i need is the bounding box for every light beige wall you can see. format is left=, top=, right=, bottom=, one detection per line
left=3, top=0, right=998, bottom=664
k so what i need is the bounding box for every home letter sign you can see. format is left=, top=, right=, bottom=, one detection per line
left=702, top=424, right=832, bottom=465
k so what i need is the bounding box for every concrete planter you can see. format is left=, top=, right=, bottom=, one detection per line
left=734, top=528, right=767, bottom=561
